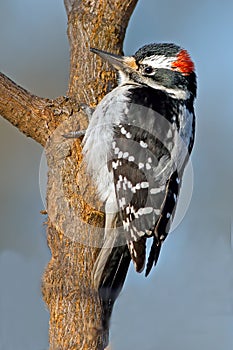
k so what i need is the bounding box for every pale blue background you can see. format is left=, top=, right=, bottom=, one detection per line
left=0, top=1, right=233, bottom=349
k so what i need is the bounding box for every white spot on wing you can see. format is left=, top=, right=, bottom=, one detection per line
left=154, top=209, right=160, bottom=215
left=167, top=129, right=173, bottom=138
left=150, top=185, right=165, bottom=194
left=123, top=219, right=130, bottom=231
left=127, top=180, right=132, bottom=189
left=118, top=151, right=123, bottom=158
left=140, top=140, right=148, bottom=148
left=123, top=152, right=129, bottom=158
left=121, top=126, right=127, bottom=135
left=138, top=207, right=153, bottom=215
left=138, top=163, right=144, bottom=169
left=119, top=197, right=126, bottom=208
left=138, top=230, right=145, bottom=237
left=116, top=175, right=123, bottom=191
left=141, top=182, right=149, bottom=188
left=112, top=160, right=119, bottom=169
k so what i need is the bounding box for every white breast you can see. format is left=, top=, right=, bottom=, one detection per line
left=82, top=85, right=132, bottom=203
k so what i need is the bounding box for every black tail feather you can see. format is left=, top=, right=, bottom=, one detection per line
left=94, top=244, right=131, bottom=331
left=145, top=238, right=161, bottom=277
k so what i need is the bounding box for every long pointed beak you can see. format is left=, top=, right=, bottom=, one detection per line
left=90, top=47, right=138, bottom=71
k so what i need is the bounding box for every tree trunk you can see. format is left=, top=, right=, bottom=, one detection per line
left=0, top=0, right=138, bottom=349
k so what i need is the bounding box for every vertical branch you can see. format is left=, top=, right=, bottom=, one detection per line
left=42, top=1, right=138, bottom=349
left=66, top=0, right=138, bottom=103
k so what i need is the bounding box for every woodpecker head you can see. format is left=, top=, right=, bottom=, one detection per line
left=91, top=43, right=196, bottom=100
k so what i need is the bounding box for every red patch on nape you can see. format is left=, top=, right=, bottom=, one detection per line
left=172, top=49, right=194, bottom=75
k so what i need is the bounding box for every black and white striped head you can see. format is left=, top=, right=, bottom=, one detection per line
left=91, top=43, right=196, bottom=100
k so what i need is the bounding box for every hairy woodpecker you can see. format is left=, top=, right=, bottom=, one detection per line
left=69, top=43, right=196, bottom=325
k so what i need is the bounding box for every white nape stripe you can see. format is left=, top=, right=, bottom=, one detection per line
left=147, top=81, right=189, bottom=100
left=140, top=55, right=190, bottom=99
left=141, top=55, right=175, bottom=70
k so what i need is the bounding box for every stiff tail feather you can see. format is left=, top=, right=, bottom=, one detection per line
left=145, top=237, right=161, bottom=277
left=92, top=228, right=131, bottom=330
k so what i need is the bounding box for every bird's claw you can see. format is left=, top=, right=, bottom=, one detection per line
left=63, top=130, right=86, bottom=139
left=80, top=103, right=95, bottom=121
left=62, top=103, right=94, bottom=139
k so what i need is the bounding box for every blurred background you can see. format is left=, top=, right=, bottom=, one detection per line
left=0, top=0, right=233, bottom=349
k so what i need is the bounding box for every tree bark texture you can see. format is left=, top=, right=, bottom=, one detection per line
left=0, top=1, right=138, bottom=349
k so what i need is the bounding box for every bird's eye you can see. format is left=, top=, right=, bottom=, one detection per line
left=143, top=66, right=154, bottom=75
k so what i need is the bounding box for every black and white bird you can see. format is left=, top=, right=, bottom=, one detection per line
left=69, top=43, right=196, bottom=325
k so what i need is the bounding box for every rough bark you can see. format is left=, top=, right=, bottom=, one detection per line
left=0, top=1, right=138, bottom=349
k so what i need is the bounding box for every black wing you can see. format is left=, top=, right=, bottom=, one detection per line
left=111, top=87, right=187, bottom=273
